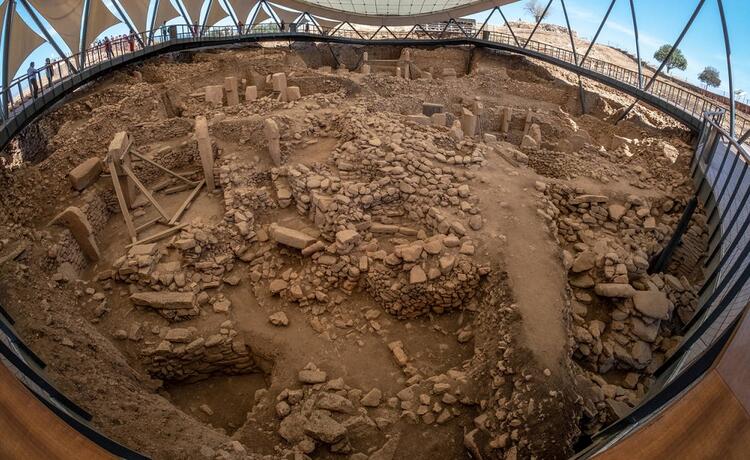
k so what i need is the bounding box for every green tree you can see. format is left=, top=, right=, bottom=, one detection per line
left=653, top=44, right=688, bottom=74
left=698, top=66, right=721, bottom=89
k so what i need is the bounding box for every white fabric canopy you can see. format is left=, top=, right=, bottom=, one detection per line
left=270, top=4, right=301, bottom=24
left=225, top=0, right=258, bottom=24
left=154, top=0, right=180, bottom=27
left=119, top=0, right=151, bottom=30
left=5, top=6, right=46, bottom=82
left=28, top=0, right=84, bottom=55
left=251, top=6, right=273, bottom=26
left=205, top=0, right=229, bottom=26
left=312, top=15, right=339, bottom=29
left=84, top=0, right=121, bottom=48
left=182, top=0, right=205, bottom=23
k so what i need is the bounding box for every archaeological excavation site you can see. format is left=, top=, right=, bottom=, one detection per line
left=2, top=2, right=749, bottom=460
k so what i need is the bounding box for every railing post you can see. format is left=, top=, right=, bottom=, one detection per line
left=649, top=196, right=698, bottom=274
left=1, top=0, right=14, bottom=120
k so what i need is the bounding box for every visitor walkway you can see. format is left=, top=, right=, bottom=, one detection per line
left=1, top=23, right=747, bottom=153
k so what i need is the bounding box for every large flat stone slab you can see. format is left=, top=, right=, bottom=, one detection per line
left=594, top=283, right=636, bottom=298
left=68, top=158, right=102, bottom=191
left=269, top=224, right=316, bottom=249
left=130, top=291, right=196, bottom=310
left=633, top=290, right=672, bottom=320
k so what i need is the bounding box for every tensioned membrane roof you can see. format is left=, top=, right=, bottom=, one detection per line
left=276, top=0, right=519, bottom=25
left=286, top=0, right=493, bottom=16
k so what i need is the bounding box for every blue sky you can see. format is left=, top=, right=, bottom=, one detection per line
left=466, top=0, right=750, bottom=101
left=5, top=0, right=750, bottom=103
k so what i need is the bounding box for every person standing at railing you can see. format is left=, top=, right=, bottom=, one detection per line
left=128, top=31, right=135, bottom=53
left=27, top=62, right=39, bottom=98
left=193, top=21, right=199, bottom=37
left=238, top=21, right=243, bottom=35
left=44, top=58, right=54, bottom=88
left=161, top=21, right=168, bottom=42
left=104, top=36, right=113, bottom=60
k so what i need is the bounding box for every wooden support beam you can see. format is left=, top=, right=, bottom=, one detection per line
left=169, top=180, right=205, bottom=225
left=135, top=216, right=163, bottom=233
left=121, top=165, right=170, bottom=221
left=131, top=150, right=197, bottom=185
left=125, top=223, right=188, bottom=249
left=108, top=132, right=136, bottom=209
left=106, top=157, right=137, bottom=243
left=164, top=183, right=194, bottom=195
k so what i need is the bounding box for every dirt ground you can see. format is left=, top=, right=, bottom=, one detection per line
left=0, top=38, right=702, bottom=460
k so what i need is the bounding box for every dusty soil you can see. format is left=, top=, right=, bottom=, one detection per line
left=0, top=41, right=702, bottom=460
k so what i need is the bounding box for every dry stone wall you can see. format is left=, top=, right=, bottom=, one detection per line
left=141, top=321, right=258, bottom=382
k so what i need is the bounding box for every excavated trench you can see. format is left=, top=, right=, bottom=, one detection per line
left=0, top=42, right=705, bottom=459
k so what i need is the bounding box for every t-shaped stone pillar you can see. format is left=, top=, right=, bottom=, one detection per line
left=224, top=77, right=240, bottom=106
left=271, top=72, right=288, bottom=102
left=499, top=107, right=512, bottom=134
left=263, top=118, right=281, bottom=166
left=195, top=116, right=215, bottom=191
left=49, top=206, right=100, bottom=262
left=108, top=132, right=136, bottom=209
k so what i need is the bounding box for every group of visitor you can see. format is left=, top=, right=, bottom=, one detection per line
left=24, top=31, right=141, bottom=100
left=92, top=31, right=140, bottom=60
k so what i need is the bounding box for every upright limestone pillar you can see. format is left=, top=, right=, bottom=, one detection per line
left=195, top=116, right=215, bottom=191
left=263, top=118, right=281, bottom=166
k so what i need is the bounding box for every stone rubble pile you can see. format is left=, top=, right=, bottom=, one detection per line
left=262, top=363, right=477, bottom=457
left=536, top=181, right=703, bottom=419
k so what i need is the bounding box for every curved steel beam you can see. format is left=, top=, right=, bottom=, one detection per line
left=264, top=0, right=522, bottom=27
left=0, top=32, right=708, bottom=156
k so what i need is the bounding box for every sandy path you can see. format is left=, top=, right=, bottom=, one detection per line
left=473, top=154, right=568, bottom=371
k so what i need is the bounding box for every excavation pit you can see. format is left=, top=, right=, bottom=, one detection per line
left=0, top=43, right=706, bottom=459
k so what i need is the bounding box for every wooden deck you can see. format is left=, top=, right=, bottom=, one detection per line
left=596, top=309, right=750, bottom=459
left=0, top=362, right=113, bottom=460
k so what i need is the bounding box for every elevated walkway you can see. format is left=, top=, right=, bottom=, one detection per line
left=2, top=25, right=746, bottom=153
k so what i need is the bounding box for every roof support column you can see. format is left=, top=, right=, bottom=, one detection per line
left=717, top=0, right=735, bottom=137
left=1, top=0, right=14, bottom=120
left=111, top=0, right=145, bottom=47
left=498, top=8, right=521, bottom=47
left=616, top=0, right=707, bottom=124
left=222, top=0, right=240, bottom=31
left=628, top=0, right=643, bottom=88
left=175, top=0, right=192, bottom=28
left=18, top=0, right=77, bottom=75
left=559, top=0, right=587, bottom=114
left=79, top=0, right=93, bottom=68
left=580, top=0, right=617, bottom=66
left=148, top=0, right=160, bottom=44
left=202, top=0, right=213, bottom=36
left=473, top=7, right=496, bottom=39
left=524, top=0, right=553, bottom=47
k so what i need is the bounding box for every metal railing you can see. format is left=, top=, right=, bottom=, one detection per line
left=2, top=22, right=748, bottom=141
